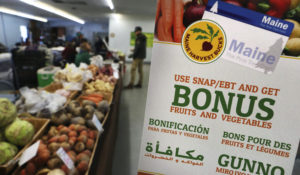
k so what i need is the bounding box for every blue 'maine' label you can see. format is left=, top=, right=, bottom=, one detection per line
left=206, top=0, right=294, bottom=37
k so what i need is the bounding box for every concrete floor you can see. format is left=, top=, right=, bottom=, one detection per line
left=112, top=64, right=150, bottom=175
left=111, top=63, right=300, bottom=175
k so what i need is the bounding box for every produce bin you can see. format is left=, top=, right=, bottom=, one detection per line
left=37, top=66, right=61, bottom=88
left=76, top=92, right=113, bottom=126
left=12, top=129, right=101, bottom=175
left=0, top=117, right=50, bottom=175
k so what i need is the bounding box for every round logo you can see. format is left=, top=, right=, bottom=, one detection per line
left=182, top=20, right=226, bottom=64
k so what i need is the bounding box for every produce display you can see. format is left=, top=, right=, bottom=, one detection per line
left=17, top=125, right=98, bottom=175
left=0, top=61, right=119, bottom=175
left=84, top=80, right=115, bottom=94
left=0, top=99, right=35, bottom=165
left=46, top=99, right=109, bottom=128
left=54, top=64, right=93, bottom=91
left=155, top=0, right=300, bottom=56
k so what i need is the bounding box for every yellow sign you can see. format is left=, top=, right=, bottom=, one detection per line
left=182, top=20, right=226, bottom=64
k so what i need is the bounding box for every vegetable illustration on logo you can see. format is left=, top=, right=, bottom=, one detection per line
left=182, top=20, right=226, bottom=64
left=191, top=24, right=220, bottom=51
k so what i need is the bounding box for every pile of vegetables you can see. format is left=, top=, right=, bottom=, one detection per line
left=2, top=61, right=118, bottom=174
left=17, top=124, right=98, bottom=175
left=39, top=99, right=109, bottom=129
left=0, top=98, right=35, bottom=165
left=84, top=80, right=115, bottom=94
left=54, top=64, right=93, bottom=91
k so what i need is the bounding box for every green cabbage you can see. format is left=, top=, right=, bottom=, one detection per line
left=0, top=98, right=17, bottom=128
left=0, top=142, right=18, bottom=165
left=5, top=119, right=35, bottom=146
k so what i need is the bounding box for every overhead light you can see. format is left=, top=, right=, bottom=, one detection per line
left=0, top=7, right=48, bottom=22
left=106, top=0, right=114, bottom=10
left=20, top=0, right=85, bottom=24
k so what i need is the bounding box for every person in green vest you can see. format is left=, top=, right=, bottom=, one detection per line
left=75, top=42, right=91, bottom=66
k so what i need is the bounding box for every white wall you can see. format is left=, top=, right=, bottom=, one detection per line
left=0, top=13, right=29, bottom=49
left=109, top=13, right=155, bottom=63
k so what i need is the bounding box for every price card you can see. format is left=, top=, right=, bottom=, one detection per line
left=92, top=114, right=104, bottom=133
left=56, top=147, right=75, bottom=170
left=19, top=140, right=40, bottom=166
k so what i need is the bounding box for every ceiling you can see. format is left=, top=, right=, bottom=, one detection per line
left=0, top=0, right=157, bottom=22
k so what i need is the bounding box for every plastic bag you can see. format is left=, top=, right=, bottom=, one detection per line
left=19, top=87, right=47, bottom=114
left=90, top=55, right=104, bottom=68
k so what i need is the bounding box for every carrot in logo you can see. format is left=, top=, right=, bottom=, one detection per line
left=182, top=20, right=226, bottom=64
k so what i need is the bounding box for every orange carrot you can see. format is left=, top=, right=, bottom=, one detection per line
left=157, top=17, right=167, bottom=41
left=161, top=0, right=174, bottom=42
left=87, top=94, right=103, bottom=99
left=155, top=0, right=161, bottom=24
left=182, top=26, right=186, bottom=35
left=81, top=98, right=100, bottom=104
left=80, top=96, right=103, bottom=103
left=173, top=0, right=184, bottom=43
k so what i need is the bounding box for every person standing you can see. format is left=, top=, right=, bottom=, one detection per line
left=75, top=42, right=91, bottom=66
left=125, top=26, right=147, bottom=89
left=62, top=42, right=77, bottom=63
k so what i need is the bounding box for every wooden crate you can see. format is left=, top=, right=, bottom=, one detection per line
left=0, top=117, right=50, bottom=175
left=85, top=131, right=101, bottom=175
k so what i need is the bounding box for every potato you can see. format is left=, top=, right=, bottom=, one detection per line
left=95, top=111, right=105, bottom=122
left=26, top=162, right=36, bottom=174
left=285, top=19, right=300, bottom=38
left=20, top=169, right=27, bottom=175
left=77, top=161, right=89, bottom=173
left=71, top=117, right=86, bottom=125
left=86, top=120, right=96, bottom=129
left=58, top=135, right=69, bottom=143
left=82, top=150, right=92, bottom=157
left=61, top=142, right=71, bottom=151
left=60, top=127, right=71, bottom=135
left=74, top=142, right=85, bottom=153
left=48, top=127, right=59, bottom=138
left=88, top=130, right=96, bottom=140
left=68, top=131, right=77, bottom=137
left=47, top=169, right=65, bottom=175
left=38, top=150, right=50, bottom=164
left=61, top=165, right=69, bottom=174
left=286, top=38, right=300, bottom=56
left=78, top=135, right=88, bottom=144
left=48, top=143, right=60, bottom=153
left=98, top=100, right=109, bottom=114
left=35, top=168, right=50, bottom=175
left=76, top=153, right=90, bottom=163
left=82, top=100, right=96, bottom=107
left=80, top=130, right=88, bottom=136
left=86, top=139, right=95, bottom=150
left=48, top=136, right=59, bottom=144
left=47, top=158, right=62, bottom=169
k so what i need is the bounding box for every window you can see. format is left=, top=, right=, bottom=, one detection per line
left=20, top=25, right=28, bottom=42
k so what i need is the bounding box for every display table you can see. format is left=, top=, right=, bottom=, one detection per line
left=89, top=76, right=122, bottom=175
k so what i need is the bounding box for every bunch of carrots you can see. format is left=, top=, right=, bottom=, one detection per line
left=156, top=0, right=186, bottom=43
left=80, top=93, right=103, bottom=104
